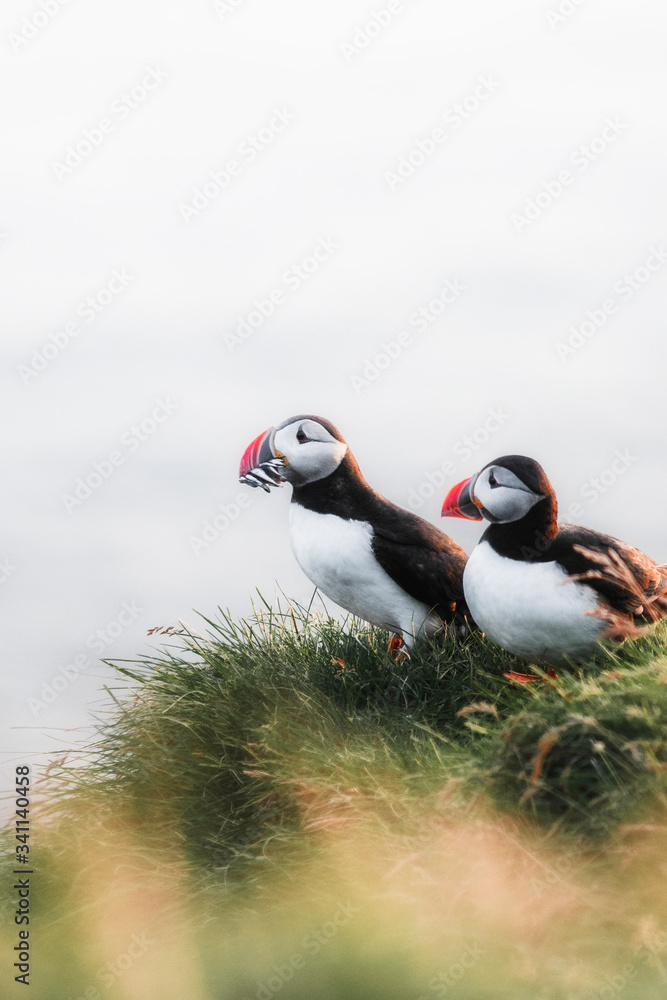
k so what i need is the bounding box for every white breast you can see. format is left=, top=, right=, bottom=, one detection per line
left=464, top=540, right=607, bottom=663
left=288, top=504, right=440, bottom=644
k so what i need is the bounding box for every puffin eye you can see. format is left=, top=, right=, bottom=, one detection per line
left=488, top=471, right=499, bottom=488
left=296, top=426, right=309, bottom=444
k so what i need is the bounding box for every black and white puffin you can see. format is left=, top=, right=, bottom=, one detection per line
left=441, top=454, right=667, bottom=664
left=239, top=415, right=470, bottom=646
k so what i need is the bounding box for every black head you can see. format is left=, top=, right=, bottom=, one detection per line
left=443, top=455, right=555, bottom=524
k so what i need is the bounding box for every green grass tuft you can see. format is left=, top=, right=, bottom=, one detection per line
left=5, top=596, right=667, bottom=999
left=47, top=597, right=667, bottom=869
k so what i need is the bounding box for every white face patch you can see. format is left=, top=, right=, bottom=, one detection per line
left=473, top=465, right=544, bottom=523
left=273, top=419, right=348, bottom=486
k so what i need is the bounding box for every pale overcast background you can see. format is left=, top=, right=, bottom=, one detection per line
left=2, top=0, right=667, bottom=791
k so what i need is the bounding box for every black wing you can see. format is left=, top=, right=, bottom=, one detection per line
left=369, top=501, right=468, bottom=623
left=551, top=524, right=667, bottom=620
left=292, top=453, right=469, bottom=623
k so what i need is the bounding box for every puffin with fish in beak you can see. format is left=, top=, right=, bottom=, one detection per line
left=240, top=415, right=472, bottom=647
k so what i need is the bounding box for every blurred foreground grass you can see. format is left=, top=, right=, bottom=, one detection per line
left=4, top=598, right=667, bottom=999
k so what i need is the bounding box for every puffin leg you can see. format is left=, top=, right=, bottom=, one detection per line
left=388, top=633, right=403, bottom=658
left=504, top=668, right=558, bottom=685
left=387, top=634, right=411, bottom=662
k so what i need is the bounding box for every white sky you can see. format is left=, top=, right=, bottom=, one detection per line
left=2, top=0, right=667, bottom=789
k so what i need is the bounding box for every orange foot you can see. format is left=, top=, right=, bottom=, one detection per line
left=388, top=634, right=403, bottom=659
left=503, top=668, right=558, bottom=685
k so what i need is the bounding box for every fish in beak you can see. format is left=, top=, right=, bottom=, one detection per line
left=239, top=427, right=286, bottom=492
left=441, top=475, right=484, bottom=520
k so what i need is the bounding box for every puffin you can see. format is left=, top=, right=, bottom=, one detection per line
left=441, top=454, right=667, bottom=664
left=239, top=415, right=470, bottom=646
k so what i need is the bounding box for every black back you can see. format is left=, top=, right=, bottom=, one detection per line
left=292, top=452, right=468, bottom=620
left=482, top=459, right=666, bottom=619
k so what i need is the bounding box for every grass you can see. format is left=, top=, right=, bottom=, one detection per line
left=4, top=596, right=667, bottom=999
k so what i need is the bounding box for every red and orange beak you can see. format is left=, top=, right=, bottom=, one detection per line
left=441, top=475, right=484, bottom=520
left=239, top=427, right=285, bottom=492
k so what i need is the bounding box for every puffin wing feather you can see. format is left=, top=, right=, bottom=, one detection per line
left=369, top=502, right=468, bottom=621
left=553, top=524, right=667, bottom=622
